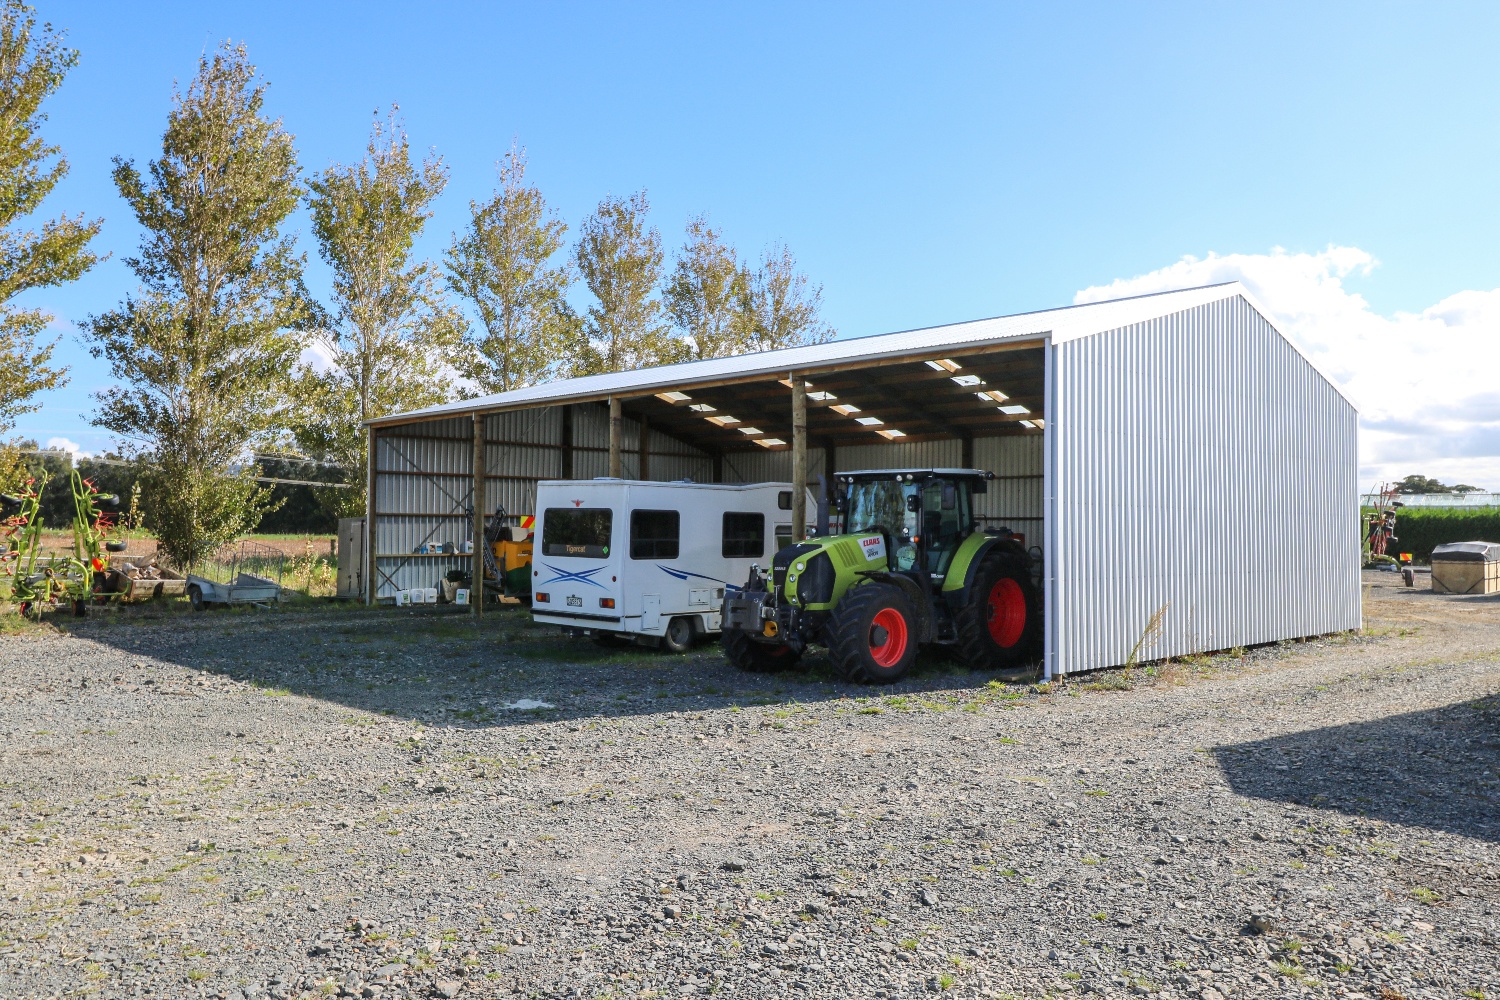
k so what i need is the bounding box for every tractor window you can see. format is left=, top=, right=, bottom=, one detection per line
left=722, top=512, right=765, bottom=558
left=922, top=480, right=970, bottom=577
left=630, top=509, right=680, bottom=560
left=845, top=480, right=920, bottom=539
left=541, top=508, right=612, bottom=558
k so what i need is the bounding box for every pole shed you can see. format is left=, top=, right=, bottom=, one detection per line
left=366, top=281, right=1360, bottom=676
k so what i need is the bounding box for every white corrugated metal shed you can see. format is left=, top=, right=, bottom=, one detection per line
left=368, top=281, right=1361, bottom=677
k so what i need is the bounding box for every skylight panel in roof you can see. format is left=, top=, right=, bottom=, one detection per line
left=998, top=404, right=1030, bottom=415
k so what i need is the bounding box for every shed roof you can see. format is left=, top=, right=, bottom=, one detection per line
left=370, top=281, right=1350, bottom=450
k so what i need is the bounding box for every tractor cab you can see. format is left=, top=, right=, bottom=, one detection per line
left=836, top=469, right=988, bottom=585
left=721, top=467, right=1040, bottom=684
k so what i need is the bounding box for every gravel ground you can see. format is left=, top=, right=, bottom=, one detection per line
left=1, top=570, right=1496, bottom=1000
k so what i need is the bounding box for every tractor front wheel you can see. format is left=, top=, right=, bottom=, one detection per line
left=954, top=552, right=1039, bottom=671
left=827, top=583, right=918, bottom=684
left=722, top=628, right=800, bottom=673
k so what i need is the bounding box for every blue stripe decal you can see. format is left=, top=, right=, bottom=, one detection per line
left=659, top=566, right=728, bottom=585
left=539, top=564, right=611, bottom=590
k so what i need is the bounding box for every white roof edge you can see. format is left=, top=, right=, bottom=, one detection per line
left=1230, top=284, right=1359, bottom=412
left=1052, top=280, right=1356, bottom=411
left=372, top=281, right=1352, bottom=425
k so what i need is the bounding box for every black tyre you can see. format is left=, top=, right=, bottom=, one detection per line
left=722, top=628, right=800, bottom=673
left=188, top=584, right=207, bottom=612
left=954, top=550, right=1040, bottom=671
left=72, top=599, right=87, bottom=617
left=826, top=582, right=918, bottom=684
left=661, top=616, right=696, bottom=654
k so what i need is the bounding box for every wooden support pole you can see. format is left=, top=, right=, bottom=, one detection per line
left=471, top=412, right=486, bottom=617
left=560, top=404, right=573, bottom=479
left=791, top=374, right=807, bottom=541
left=608, top=396, right=622, bottom=478
left=638, top=414, right=650, bottom=481
left=365, top=425, right=378, bottom=605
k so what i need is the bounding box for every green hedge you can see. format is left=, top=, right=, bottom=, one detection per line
left=1378, top=507, right=1500, bottom=563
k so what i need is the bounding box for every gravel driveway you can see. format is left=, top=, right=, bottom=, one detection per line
left=1, top=570, right=1495, bottom=1000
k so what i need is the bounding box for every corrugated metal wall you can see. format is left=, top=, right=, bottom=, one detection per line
left=1048, top=295, right=1360, bottom=675
left=371, top=404, right=715, bottom=598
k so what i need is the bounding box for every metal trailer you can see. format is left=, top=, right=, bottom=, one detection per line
left=185, top=572, right=283, bottom=610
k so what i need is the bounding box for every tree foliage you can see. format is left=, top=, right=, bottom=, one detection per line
left=294, top=109, right=461, bottom=518
left=664, top=224, right=833, bottom=360
left=744, top=242, right=834, bottom=352
left=0, top=2, right=101, bottom=433
left=86, top=43, right=308, bottom=566
left=664, top=215, right=752, bottom=361
left=446, top=145, right=577, bottom=393
left=1395, top=474, right=1483, bottom=495
left=572, top=191, right=677, bottom=375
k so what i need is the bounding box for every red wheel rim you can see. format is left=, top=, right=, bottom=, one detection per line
left=869, top=607, right=909, bottom=667
left=987, top=577, right=1027, bottom=648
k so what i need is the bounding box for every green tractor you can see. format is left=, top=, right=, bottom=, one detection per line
left=720, top=468, right=1040, bottom=683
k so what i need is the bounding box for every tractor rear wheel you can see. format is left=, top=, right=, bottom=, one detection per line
left=827, top=582, right=918, bottom=684
left=722, top=628, right=800, bottom=673
left=954, top=551, right=1039, bottom=671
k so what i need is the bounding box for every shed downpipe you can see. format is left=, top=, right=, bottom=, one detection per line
left=365, top=425, right=377, bottom=606
left=608, top=396, right=622, bottom=478
left=791, top=374, right=807, bottom=541
left=471, top=412, right=485, bottom=617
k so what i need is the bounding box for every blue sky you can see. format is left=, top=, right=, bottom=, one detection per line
left=18, top=2, right=1500, bottom=485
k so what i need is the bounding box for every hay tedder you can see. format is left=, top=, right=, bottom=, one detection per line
left=0, top=471, right=126, bottom=618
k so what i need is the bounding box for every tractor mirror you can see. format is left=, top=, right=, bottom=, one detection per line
left=905, top=494, right=921, bottom=513
left=941, top=482, right=957, bottom=510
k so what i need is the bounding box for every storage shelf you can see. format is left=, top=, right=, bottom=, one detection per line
left=376, top=552, right=470, bottom=558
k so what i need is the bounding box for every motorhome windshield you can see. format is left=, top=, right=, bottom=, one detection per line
left=542, top=508, right=613, bottom=558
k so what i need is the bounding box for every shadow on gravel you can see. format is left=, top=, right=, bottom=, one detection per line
left=1214, top=695, right=1500, bottom=842
left=67, top=603, right=1042, bottom=730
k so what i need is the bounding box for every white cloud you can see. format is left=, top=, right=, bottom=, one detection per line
left=1075, top=247, right=1500, bottom=491
left=45, top=436, right=89, bottom=460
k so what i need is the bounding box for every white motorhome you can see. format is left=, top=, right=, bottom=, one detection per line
left=531, top=479, right=800, bottom=651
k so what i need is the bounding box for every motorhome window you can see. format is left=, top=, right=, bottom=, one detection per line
left=774, top=526, right=793, bottom=552
left=630, top=509, right=680, bottom=560
left=722, top=512, right=765, bottom=558
left=541, top=508, right=613, bottom=558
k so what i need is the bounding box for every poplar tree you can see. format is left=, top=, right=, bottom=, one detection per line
left=664, top=215, right=753, bottom=360
left=746, top=243, right=834, bottom=351
left=572, top=191, right=677, bottom=375
left=0, top=3, right=101, bottom=444
left=87, top=44, right=308, bottom=567
left=295, top=110, right=462, bottom=518
left=446, top=146, right=576, bottom=393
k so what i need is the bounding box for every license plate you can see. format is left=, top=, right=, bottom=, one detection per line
left=566, top=595, right=582, bottom=607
